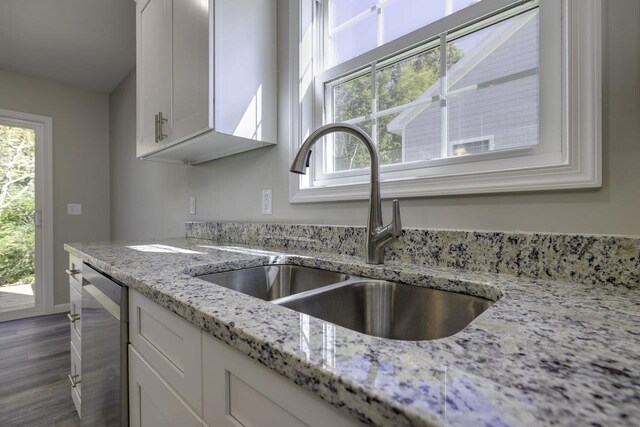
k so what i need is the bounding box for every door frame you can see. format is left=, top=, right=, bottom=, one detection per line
left=0, top=109, right=54, bottom=322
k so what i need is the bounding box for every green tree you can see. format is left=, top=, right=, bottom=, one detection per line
left=332, top=45, right=463, bottom=171
left=0, top=196, right=35, bottom=286
left=0, top=124, right=35, bottom=286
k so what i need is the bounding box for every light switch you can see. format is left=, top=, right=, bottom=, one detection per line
left=67, top=204, right=82, bottom=215
left=189, top=196, right=196, bottom=215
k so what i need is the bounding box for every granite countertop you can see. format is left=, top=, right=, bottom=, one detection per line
left=65, top=237, right=640, bottom=427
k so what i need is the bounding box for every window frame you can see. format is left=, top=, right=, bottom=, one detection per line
left=289, top=0, right=602, bottom=203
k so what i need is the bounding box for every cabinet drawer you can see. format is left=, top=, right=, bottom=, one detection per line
left=71, top=384, right=81, bottom=418
left=129, top=345, right=202, bottom=427
left=68, top=255, right=83, bottom=293
left=69, top=285, right=82, bottom=340
left=202, top=334, right=362, bottom=427
left=226, top=372, right=306, bottom=427
left=129, top=291, right=202, bottom=416
left=70, top=340, right=81, bottom=397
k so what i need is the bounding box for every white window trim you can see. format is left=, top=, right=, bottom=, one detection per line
left=289, top=0, right=601, bottom=203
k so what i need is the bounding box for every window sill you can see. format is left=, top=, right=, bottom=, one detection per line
left=290, top=155, right=601, bottom=203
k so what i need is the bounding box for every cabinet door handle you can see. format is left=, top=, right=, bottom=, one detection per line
left=154, top=113, right=160, bottom=143
left=65, top=269, right=80, bottom=277
left=158, top=111, right=168, bottom=141
left=68, top=373, right=81, bottom=388
left=67, top=313, right=80, bottom=323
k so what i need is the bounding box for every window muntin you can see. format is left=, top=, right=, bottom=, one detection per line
left=321, top=5, right=540, bottom=178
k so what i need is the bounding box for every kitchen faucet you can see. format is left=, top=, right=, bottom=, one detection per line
left=290, top=123, right=402, bottom=264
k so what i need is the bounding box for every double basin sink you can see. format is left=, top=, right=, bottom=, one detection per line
left=197, top=265, right=493, bottom=341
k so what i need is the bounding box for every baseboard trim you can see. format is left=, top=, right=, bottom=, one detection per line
left=53, top=303, right=70, bottom=314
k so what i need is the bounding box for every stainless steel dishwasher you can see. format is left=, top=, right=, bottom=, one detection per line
left=81, top=264, right=128, bottom=426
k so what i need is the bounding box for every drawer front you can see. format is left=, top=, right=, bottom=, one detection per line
left=68, top=254, right=83, bottom=293
left=202, top=334, right=362, bottom=427
left=227, top=372, right=306, bottom=427
left=129, top=345, right=202, bottom=427
left=70, top=340, right=81, bottom=397
left=71, top=386, right=81, bottom=417
left=69, top=285, right=82, bottom=340
left=129, top=291, right=202, bottom=416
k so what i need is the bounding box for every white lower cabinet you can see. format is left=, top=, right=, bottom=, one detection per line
left=129, top=290, right=203, bottom=415
left=129, top=345, right=203, bottom=427
left=201, top=333, right=361, bottom=427
left=70, top=340, right=82, bottom=417
left=128, top=290, right=363, bottom=427
left=67, top=254, right=83, bottom=417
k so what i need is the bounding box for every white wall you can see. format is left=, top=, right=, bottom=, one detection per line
left=110, top=71, right=190, bottom=240
left=110, top=0, right=640, bottom=241
left=0, top=68, right=110, bottom=306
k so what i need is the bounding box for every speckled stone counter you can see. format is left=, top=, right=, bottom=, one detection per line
left=186, top=221, right=640, bottom=288
left=65, top=237, right=640, bottom=427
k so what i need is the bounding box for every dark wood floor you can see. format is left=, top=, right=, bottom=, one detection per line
left=0, top=314, right=80, bottom=426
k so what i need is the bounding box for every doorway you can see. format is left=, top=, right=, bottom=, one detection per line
left=0, top=109, right=53, bottom=322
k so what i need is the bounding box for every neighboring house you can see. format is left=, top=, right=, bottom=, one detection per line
left=387, top=11, right=539, bottom=162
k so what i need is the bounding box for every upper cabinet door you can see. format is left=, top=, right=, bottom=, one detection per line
left=214, top=0, right=277, bottom=142
left=137, top=0, right=173, bottom=157
left=172, top=0, right=213, bottom=143
left=135, top=0, right=277, bottom=164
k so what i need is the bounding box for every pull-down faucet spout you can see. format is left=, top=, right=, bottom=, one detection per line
left=290, top=123, right=402, bottom=264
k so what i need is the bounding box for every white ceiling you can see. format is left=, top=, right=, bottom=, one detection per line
left=0, top=0, right=135, bottom=93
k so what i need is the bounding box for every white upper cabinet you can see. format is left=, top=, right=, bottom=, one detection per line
left=137, top=0, right=172, bottom=155
left=135, top=0, right=277, bottom=164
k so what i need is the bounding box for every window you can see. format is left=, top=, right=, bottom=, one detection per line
left=291, top=0, right=601, bottom=202
left=449, top=137, right=494, bottom=157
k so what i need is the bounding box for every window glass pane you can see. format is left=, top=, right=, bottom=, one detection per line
left=322, top=3, right=541, bottom=176
left=397, top=102, right=442, bottom=162
left=448, top=9, right=539, bottom=91
left=452, top=0, right=481, bottom=13
left=330, top=121, right=373, bottom=172
left=328, top=12, right=377, bottom=67
left=332, top=72, right=372, bottom=122
left=328, top=0, right=484, bottom=66
left=376, top=47, right=441, bottom=112
left=381, top=0, right=446, bottom=44
left=447, top=75, right=539, bottom=151
left=377, top=113, right=403, bottom=166
left=450, top=139, right=491, bottom=156
left=0, top=124, right=36, bottom=312
left=331, top=0, right=376, bottom=28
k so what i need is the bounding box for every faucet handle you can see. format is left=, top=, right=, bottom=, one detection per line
left=391, top=199, right=402, bottom=237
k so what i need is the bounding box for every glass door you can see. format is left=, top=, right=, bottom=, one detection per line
left=0, top=118, right=42, bottom=319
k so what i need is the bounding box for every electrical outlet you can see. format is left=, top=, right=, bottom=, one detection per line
left=189, top=196, right=196, bottom=215
left=261, top=189, right=272, bottom=215
left=67, top=203, right=82, bottom=215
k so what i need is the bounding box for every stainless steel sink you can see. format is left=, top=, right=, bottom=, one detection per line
left=197, top=265, right=350, bottom=301
left=199, top=264, right=493, bottom=341
left=276, top=280, right=494, bottom=341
